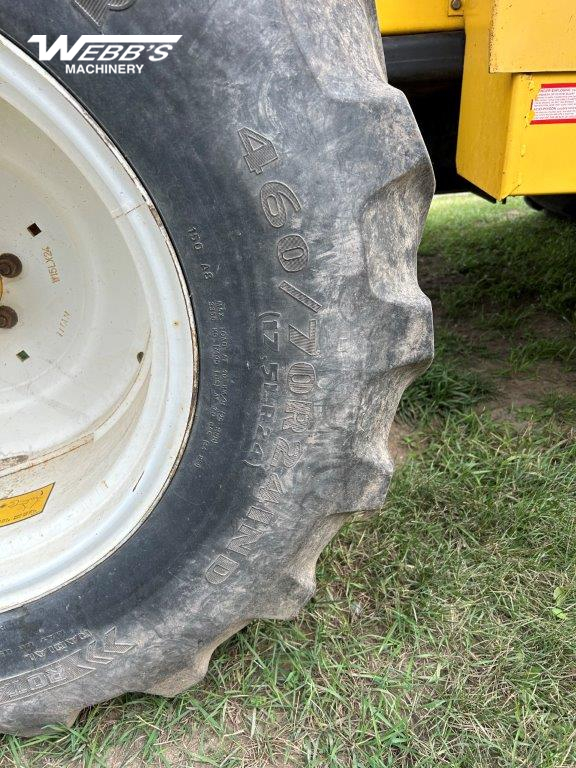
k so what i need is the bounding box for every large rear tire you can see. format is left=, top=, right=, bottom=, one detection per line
left=525, top=195, right=576, bottom=222
left=0, top=0, right=433, bottom=735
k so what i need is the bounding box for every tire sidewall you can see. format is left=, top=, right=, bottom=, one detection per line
left=0, top=0, right=433, bottom=729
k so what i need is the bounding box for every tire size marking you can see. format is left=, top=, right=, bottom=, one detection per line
left=205, top=127, right=322, bottom=584
left=277, top=234, right=308, bottom=272
left=260, top=182, right=302, bottom=228
left=279, top=281, right=322, bottom=313
left=239, top=128, right=278, bottom=174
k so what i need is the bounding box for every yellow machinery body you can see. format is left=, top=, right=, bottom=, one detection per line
left=376, top=0, right=576, bottom=199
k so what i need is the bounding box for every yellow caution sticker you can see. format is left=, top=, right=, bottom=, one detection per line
left=0, top=483, right=55, bottom=528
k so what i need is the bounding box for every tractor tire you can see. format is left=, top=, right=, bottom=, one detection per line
left=525, top=195, right=576, bottom=222
left=0, top=0, right=433, bottom=735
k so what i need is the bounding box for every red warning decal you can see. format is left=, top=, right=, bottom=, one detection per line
left=531, top=83, right=576, bottom=125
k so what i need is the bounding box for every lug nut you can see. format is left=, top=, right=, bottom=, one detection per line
left=0, top=306, right=18, bottom=328
left=0, top=253, right=22, bottom=278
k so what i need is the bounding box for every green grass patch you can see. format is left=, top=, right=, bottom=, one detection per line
left=420, top=195, right=576, bottom=325
left=398, top=335, right=495, bottom=424
left=507, top=336, right=576, bottom=373
left=519, top=392, right=576, bottom=426
left=397, top=359, right=494, bottom=424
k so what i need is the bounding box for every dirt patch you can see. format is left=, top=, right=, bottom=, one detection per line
left=388, top=420, right=414, bottom=465
left=393, top=305, right=575, bottom=463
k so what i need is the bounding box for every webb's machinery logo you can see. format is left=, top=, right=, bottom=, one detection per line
left=27, top=0, right=180, bottom=75
left=27, top=35, right=182, bottom=74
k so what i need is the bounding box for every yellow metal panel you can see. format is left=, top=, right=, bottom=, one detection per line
left=456, top=0, right=513, bottom=199
left=376, top=0, right=576, bottom=198
left=376, top=0, right=463, bottom=35
left=457, top=0, right=576, bottom=199
left=491, top=0, right=576, bottom=73
left=507, top=75, right=576, bottom=196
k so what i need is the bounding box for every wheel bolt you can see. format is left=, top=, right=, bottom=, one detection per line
left=0, top=306, right=18, bottom=328
left=0, top=253, right=22, bottom=278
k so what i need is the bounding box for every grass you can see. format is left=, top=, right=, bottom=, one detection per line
left=397, top=332, right=496, bottom=424
left=507, top=337, right=576, bottom=374
left=419, top=195, right=576, bottom=325
left=1, top=195, right=576, bottom=767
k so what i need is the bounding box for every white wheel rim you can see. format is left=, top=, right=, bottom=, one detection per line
left=0, top=37, right=197, bottom=612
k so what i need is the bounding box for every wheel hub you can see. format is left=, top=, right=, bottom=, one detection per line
left=0, top=37, right=196, bottom=612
